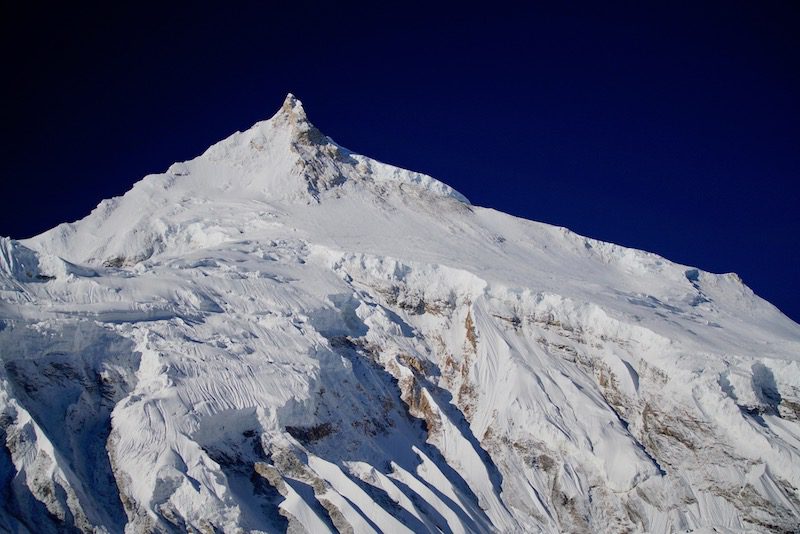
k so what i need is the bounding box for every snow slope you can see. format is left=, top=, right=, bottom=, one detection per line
left=1, top=94, right=799, bottom=533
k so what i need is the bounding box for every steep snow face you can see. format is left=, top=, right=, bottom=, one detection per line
left=1, top=95, right=799, bottom=533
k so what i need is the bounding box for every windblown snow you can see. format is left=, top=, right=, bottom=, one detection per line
left=1, top=94, right=799, bottom=533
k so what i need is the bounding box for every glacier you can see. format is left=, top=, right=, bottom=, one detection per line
left=0, top=93, right=799, bottom=533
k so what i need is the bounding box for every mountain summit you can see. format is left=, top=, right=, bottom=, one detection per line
left=25, top=95, right=468, bottom=268
left=1, top=95, right=799, bottom=533
left=277, top=92, right=312, bottom=125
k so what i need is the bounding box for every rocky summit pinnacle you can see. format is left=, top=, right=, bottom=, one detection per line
left=274, top=92, right=310, bottom=128
left=281, top=92, right=305, bottom=117
left=1, top=95, right=799, bottom=533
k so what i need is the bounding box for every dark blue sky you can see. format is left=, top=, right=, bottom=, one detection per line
left=1, top=2, right=798, bottom=322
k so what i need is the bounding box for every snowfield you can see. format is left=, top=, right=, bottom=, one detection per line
left=1, top=94, right=799, bottom=533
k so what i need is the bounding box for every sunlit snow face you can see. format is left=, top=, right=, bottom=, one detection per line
left=1, top=95, right=798, bottom=534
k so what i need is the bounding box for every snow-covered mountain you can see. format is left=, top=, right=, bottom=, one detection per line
left=1, top=94, right=799, bottom=533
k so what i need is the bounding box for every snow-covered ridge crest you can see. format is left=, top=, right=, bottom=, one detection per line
left=199, top=92, right=468, bottom=203
left=25, top=93, right=468, bottom=266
